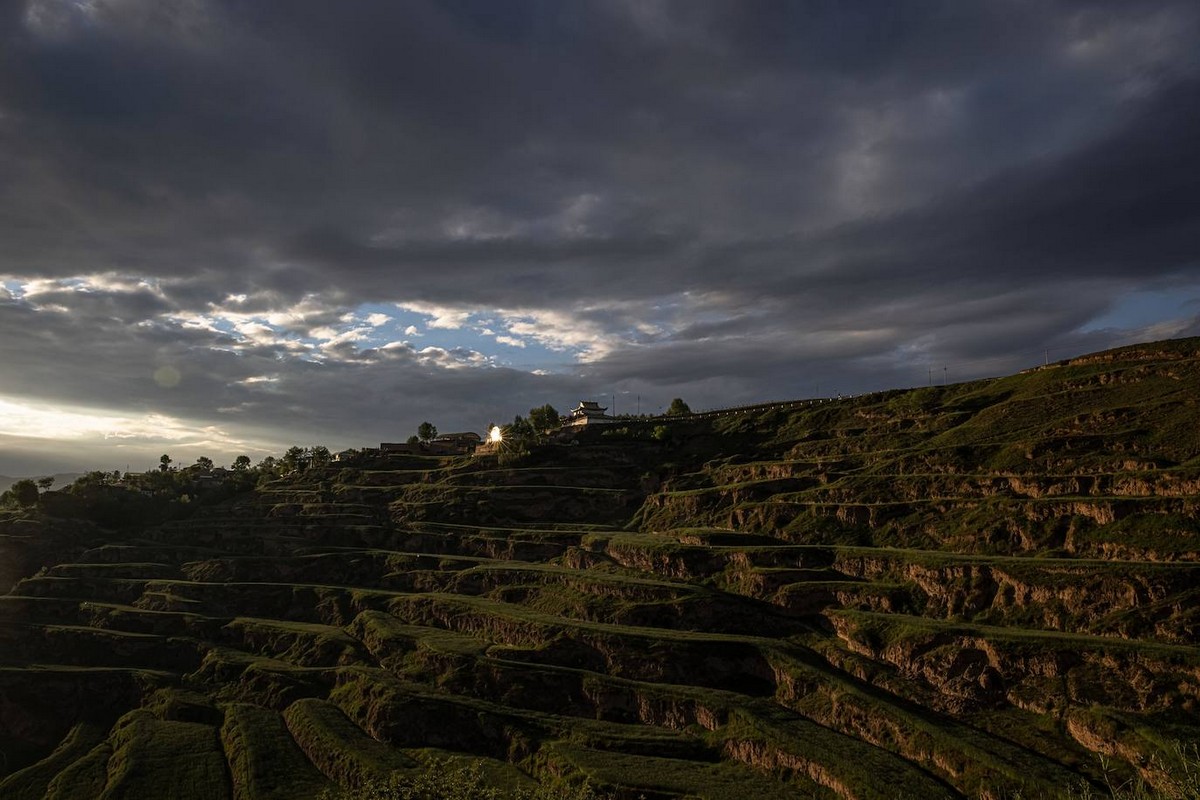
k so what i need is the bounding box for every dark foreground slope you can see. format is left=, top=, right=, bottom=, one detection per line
left=2, top=338, right=1200, bottom=799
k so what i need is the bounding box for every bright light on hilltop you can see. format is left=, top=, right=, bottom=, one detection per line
left=489, top=425, right=503, bottom=443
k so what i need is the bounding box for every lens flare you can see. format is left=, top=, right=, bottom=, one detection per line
left=154, top=366, right=181, bottom=388
left=489, top=425, right=503, bottom=443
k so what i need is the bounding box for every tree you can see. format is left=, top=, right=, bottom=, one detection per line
left=666, top=398, right=692, bottom=416
left=35, top=476, right=55, bottom=492
left=232, top=455, right=252, bottom=472
left=406, top=435, right=420, bottom=445
left=417, top=422, right=438, bottom=442
left=507, top=415, right=534, bottom=439
left=72, top=471, right=113, bottom=489
left=281, top=446, right=306, bottom=472
left=159, top=454, right=172, bottom=472
left=310, top=446, right=331, bottom=465
left=528, top=404, right=560, bottom=433
left=194, top=456, right=214, bottom=473
left=11, top=479, right=38, bottom=508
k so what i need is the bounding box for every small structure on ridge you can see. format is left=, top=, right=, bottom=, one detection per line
left=565, top=400, right=615, bottom=427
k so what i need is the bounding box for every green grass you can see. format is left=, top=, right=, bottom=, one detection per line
left=41, top=741, right=113, bottom=800
left=540, top=741, right=836, bottom=799
left=599, top=533, right=1200, bottom=577
left=403, top=748, right=537, bottom=790
left=283, top=698, right=417, bottom=787
left=320, top=760, right=613, bottom=800
left=830, top=609, right=1200, bottom=663
left=766, top=648, right=1094, bottom=796
left=99, top=709, right=231, bottom=800
left=383, top=590, right=782, bottom=650
left=226, top=617, right=365, bottom=667
left=221, top=702, right=332, bottom=799
left=0, top=721, right=109, bottom=800
left=333, top=623, right=1065, bottom=798
left=349, top=609, right=490, bottom=661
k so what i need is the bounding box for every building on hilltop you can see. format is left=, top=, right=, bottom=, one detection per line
left=380, top=442, right=421, bottom=456
left=432, top=432, right=482, bottom=451
left=564, top=400, right=615, bottom=427
left=380, top=432, right=481, bottom=457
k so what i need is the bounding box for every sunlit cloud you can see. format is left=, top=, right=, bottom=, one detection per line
left=496, top=304, right=650, bottom=360
left=170, top=312, right=224, bottom=333
left=415, top=346, right=492, bottom=370
left=396, top=302, right=476, bottom=330
left=153, top=366, right=182, bottom=388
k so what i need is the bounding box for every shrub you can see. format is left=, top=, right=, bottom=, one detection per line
left=497, top=443, right=532, bottom=467
left=1063, top=741, right=1200, bottom=799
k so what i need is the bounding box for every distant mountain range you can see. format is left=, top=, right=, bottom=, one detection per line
left=0, top=473, right=84, bottom=494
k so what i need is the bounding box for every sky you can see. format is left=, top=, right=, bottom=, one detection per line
left=1, top=0, right=1199, bottom=476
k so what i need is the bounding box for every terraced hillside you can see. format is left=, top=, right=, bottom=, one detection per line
left=2, top=338, right=1200, bottom=799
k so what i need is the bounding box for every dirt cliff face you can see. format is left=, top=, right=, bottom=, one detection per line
left=3, top=338, right=1200, bottom=799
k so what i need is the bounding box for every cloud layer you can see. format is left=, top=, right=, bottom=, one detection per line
left=2, top=0, right=1199, bottom=472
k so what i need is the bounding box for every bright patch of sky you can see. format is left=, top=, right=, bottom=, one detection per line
left=0, top=393, right=286, bottom=475
left=1081, top=285, right=1200, bottom=332
left=3, top=275, right=587, bottom=373
left=384, top=303, right=582, bottom=370
left=182, top=294, right=581, bottom=369
left=0, top=394, right=252, bottom=449
left=180, top=296, right=563, bottom=368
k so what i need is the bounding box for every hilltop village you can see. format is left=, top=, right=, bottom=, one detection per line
left=345, top=395, right=857, bottom=462
left=0, top=393, right=865, bottom=516
left=364, top=400, right=623, bottom=459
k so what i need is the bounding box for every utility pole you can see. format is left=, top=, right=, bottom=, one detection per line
left=1044, top=348, right=1049, bottom=366
left=928, top=367, right=932, bottom=387
left=943, top=366, right=947, bottom=386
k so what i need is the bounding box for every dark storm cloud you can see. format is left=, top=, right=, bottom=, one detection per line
left=1, top=0, right=1200, bottom=471
left=692, top=74, right=1200, bottom=310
